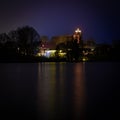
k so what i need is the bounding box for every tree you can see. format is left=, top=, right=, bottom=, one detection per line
left=8, top=30, right=19, bottom=42
left=0, top=33, right=16, bottom=57
left=17, top=26, right=41, bottom=55
left=0, top=33, right=10, bottom=44
left=66, top=40, right=74, bottom=61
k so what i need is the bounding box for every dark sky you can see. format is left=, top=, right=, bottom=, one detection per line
left=0, top=0, right=120, bottom=43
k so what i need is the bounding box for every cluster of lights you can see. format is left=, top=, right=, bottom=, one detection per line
left=75, top=28, right=81, bottom=33
left=73, top=28, right=82, bottom=43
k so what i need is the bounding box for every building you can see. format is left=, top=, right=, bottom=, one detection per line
left=36, top=28, right=82, bottom=58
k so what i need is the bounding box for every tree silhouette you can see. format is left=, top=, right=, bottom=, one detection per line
left=8, top=30, right=19, bottom=42
left=0, top=26, right=41, bottom=58
left=72, top=39, right=80, bottom=61
left=17, top=26, right=40, bottom=55
left=0, top=33, right=10, bottom=44
left=65, top=38, right=80, bottom=62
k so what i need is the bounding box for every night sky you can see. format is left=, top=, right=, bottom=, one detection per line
left=0, top=0, right=120, bottom=43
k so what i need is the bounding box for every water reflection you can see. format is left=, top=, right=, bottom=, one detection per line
left=37, top=62, right=86, bottom=120
left=0, top=63, right=38, bottom=120
left=73, top=63, right=86, bottom=120
left=0, top=62, right=118, bottom=120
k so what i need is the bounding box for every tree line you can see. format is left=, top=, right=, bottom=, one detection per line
left=55, top=38, right=84, bottom=62
left=0, top=26, right=41, bottom=58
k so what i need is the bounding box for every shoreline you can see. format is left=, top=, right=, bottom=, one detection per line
left=0, top=56, right=120, bottom=63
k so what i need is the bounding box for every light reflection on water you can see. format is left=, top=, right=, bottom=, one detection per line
left=73, top=63, right=86, bottom=119
left=37, top=62, right=86, bottom=120
left=0, top=62, right=119, bottom=120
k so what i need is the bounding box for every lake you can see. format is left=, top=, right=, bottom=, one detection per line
left=0, top=62, right=119, bottom=120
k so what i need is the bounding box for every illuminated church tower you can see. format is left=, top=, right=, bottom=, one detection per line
left=73, top=28, right=82, bottom=44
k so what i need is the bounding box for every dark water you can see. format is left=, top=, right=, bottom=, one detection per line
left=0, top=62, right=119, bottom=120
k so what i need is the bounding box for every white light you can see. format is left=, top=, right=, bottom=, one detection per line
left=17, top=47, right=19, bottom=50
left=44, top=50, right=56, bottom=58
left=75, top=28, right=81, bottom=33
